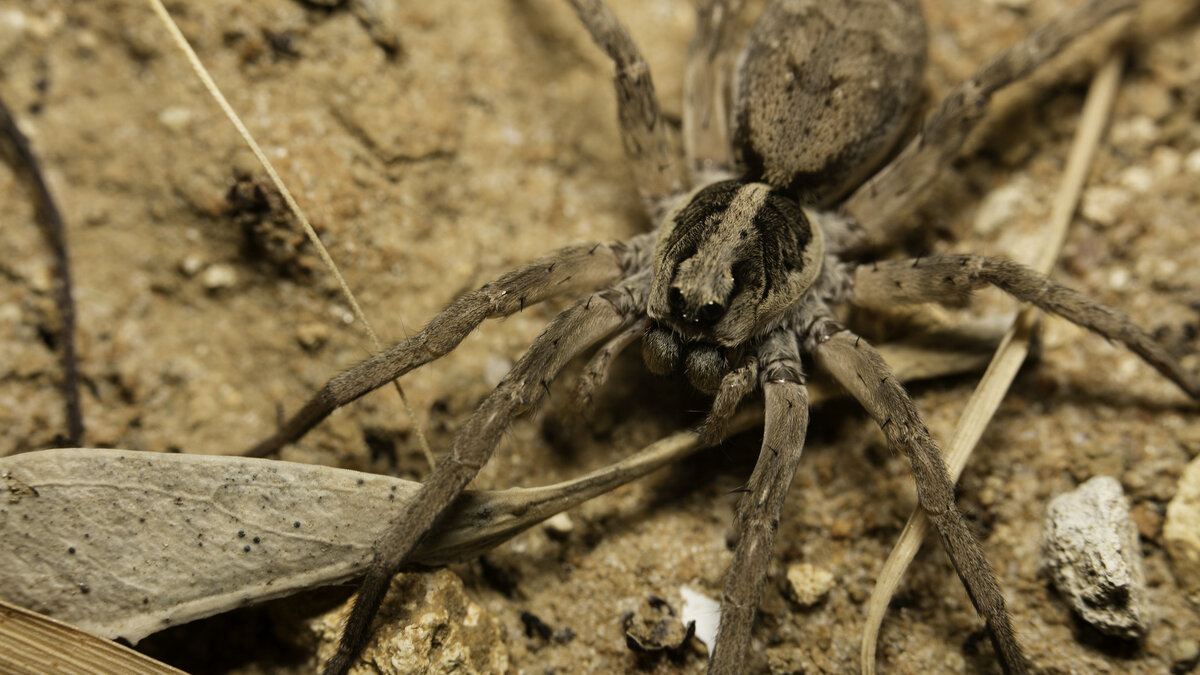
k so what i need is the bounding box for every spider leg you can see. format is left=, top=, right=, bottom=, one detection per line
left=683, top=0, right=744, bottom=183
left=566, top=0, right=686, bottom=221
left=699, top=353, right=758, bottom=446
left=840, top=0, right=1135, bottom=252
left=322, top=280, right=646, bottom=675
left=246, top=240, right=640, bottom=458
left=810, top=319, right=1028, bottom=674
left=849, top=255, right=1200, bottom=399
left=710, top=329, right=808, bottom=675
left=573, top=318, right=647, bottom=414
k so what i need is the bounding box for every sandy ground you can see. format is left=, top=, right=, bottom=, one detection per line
left=2, top=0, right=1200, bottom=672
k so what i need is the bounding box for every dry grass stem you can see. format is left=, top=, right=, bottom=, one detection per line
left=144, top=0, right=435, bottom=471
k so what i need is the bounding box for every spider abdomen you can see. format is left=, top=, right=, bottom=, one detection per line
left=732, top=0, right=926, bottom=206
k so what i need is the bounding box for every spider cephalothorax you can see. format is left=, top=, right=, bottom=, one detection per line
left=643, top=180, right=824, bottom=387
left=240, top=1, right=1197, bottom=674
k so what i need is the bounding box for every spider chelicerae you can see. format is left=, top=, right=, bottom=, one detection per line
left=210, top=0, right=1194, bottom=673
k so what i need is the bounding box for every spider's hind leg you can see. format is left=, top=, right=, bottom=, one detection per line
left=247, top=238, right=644, bottom=458
left=323, top=275, right=648, bottom=675
left=683, top=0, right=744, bottom=183
left=566, top=0, right=686, bottom=221
left=710, top=329, right=809, bottom=674
left=811, top=319, right=1029, bottom=674
left=840, top=0, right=1136, bottom=253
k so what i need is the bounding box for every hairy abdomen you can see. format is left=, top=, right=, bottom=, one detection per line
left=733, top=0, right=926, bottom=206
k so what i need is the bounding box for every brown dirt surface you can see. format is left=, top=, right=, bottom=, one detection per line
left=2, top=0, right=1200, bottom=673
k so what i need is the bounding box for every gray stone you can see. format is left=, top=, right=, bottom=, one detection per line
left=1043, top=476, right=1147, bottom=639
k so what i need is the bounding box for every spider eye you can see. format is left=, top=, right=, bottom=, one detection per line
left=668, top=287, right=685, bottom=313
left=697, top=301, right=725, bottom=325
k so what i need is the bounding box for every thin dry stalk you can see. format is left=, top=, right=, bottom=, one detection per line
left=144, top=0, right=435, bottom=470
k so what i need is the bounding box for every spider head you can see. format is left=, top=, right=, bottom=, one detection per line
left=646, top=180, right=824, bottom=348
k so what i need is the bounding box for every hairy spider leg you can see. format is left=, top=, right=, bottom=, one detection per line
left=710, top=329, right=810, bottom=674
left=323, top=276, right=649, bottom=675
left=840, top=0, right=1136, bottom=253
left=246, top=239, right=643, bottom=458
left=567, top=0, right=685, bottom=221
left=850, top=255, right=1200, bottom=399
left=813, top=324, right=1029, bottom=673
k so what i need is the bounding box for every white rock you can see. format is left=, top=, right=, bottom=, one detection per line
left=1111, top=115, right=1160, bottom=147
left=975, top=179, right=1030, bottom=235
left=1150, top=147, right=1182, bottom=181
left=1119, top=166, right=1153, bottom=194
left=179, top=254, right=205, bottom=277
left=543, top=512, right=574, bottom=538
left=680, top=585, right=721, bottom=649
left=200, top=263, right=237, bottom=291
left=1185, top=150, right=1200, bottom=176
left=1043, top=476, right=1147, bottom=638
left=157, top=106, right=194, bottom=131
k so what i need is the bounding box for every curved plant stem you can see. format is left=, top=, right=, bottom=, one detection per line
left=0, top=96, right=83, bottom=446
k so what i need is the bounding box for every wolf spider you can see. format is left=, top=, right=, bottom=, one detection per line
left=237, top=0, right=1197, bottom=672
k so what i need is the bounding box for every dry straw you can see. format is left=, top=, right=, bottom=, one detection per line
left=145, top=0, right=436, bottom=470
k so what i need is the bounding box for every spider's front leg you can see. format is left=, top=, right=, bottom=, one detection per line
left=810, top=318, right=1029, bottom=674
left=710, top=329, right=810, bottom=674
left=849, top=255, right=1200, bottom=399
left=322, top=275, right=649, bottom=675
left=246, top=239, right=643, bottom=457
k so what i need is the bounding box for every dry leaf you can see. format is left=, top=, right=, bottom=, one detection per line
left=0, top=329, right=1001, bottom=645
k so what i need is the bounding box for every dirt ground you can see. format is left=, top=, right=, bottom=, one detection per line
left=2, top=0, right=1200, bottom=673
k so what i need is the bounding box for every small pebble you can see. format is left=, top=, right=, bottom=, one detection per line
left=1108, top=268, right=1129, bottom=291
left=1081, top=185, right=1131, bottom=227
left=785, top=563, right=835, bottom=608
left=179, top=254, right=205, bottom=277
left=1149, top=147, right=1182, bottom=181
left=157, top=106, right=194, bottom=131
left=1185, top=150, right=1200, bottom=176
left=295, top=323, right=330, bottom=352
left=1110, top=115, right=1160, bottom=148
left=974, top=180, right=1029, bottom=235
left=1170, top=637, right=1199, bottom=671
left=543, top=512, right=574, bottom=539
left=1165, top=456, right=1200, bottom=605
left=1118, top=166, right=1153, bottom=194
left=828, top=518, right=852, bottom=539
left=1043, top=476, right=1147, bottom=639
left=200, top=264, right=237, bottom=291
